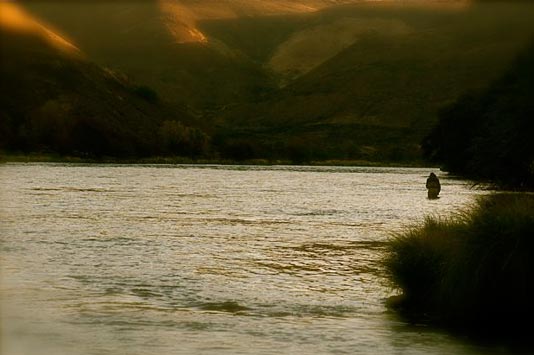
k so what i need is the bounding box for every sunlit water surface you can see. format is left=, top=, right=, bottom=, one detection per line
left=0, top=163, right=516, bottom=354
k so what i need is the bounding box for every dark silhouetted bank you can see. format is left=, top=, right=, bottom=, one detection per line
left=385, top=193, right=534, bottom=339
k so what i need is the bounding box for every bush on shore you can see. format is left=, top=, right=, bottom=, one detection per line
left=384, top=193, right=534, bottom=337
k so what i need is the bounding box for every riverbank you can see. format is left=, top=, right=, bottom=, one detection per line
left=0, top=152, right=429, bottom=168
left=385, top=193, right=534, bottom=339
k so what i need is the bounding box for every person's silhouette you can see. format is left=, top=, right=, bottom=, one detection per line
left=426, top=173, right=441, bottom=199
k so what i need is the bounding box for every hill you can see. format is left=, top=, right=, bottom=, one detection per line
left=212, top=2, right=534, bottom=161
left=21, top=1, right=279, bottom=109
left=11, top=1, right=534, bottom=162
left=0, top=3, right=205, bottom=158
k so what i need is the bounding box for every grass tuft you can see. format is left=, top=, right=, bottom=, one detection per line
left=384, top=193, right=534, bottom=336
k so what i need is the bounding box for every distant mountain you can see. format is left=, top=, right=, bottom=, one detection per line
left=21, top=1, right=279, bottom=108
left=159, top=0, right=362, bottom=43
left=212, top=2, right=534, bottom=161
left=0, top=3, right=202, bottom=157
left=9, top=1, right=534, bottom=162
left=20, top=0, right=434, bottom=108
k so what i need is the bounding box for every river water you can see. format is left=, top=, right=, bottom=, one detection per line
left=0, top=163, right=515, bottom=355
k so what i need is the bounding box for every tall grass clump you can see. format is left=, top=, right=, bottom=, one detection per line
left=385, top=194, right=534, bottom=336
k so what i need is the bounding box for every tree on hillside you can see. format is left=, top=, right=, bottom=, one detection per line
left=159, top=120, right=210, bottom=157
left=423, top=41, right=534, bottom=188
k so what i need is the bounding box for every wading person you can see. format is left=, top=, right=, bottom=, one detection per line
left=426, top=172, right=441, bottom=199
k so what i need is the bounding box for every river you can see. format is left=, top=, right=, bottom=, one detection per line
left=0, top=163, right=515, bottom=354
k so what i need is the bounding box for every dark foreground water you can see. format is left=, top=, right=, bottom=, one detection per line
left=0, top=163, right=517, bottom=355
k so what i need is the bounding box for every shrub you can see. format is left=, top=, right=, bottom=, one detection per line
left=159, top=120, right=209, bottom=157
left=384, top=193, right=534, bottom=336
left=132, top=85, right=159, bottom=104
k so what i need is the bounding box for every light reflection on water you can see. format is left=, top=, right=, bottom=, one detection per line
left=0, top=163, right=512, bottom=354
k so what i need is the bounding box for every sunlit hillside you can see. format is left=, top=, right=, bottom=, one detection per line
left=0, top=2, right=79, bottom=54
left=268, top=17, right=412, bottom=80
left=159, top=0, right=361, bottom=43
left=21, top=1, right=277, bottom=107
left=0, top=2, right=198, bottom=157
left=9, top=0, right=534, bottom=162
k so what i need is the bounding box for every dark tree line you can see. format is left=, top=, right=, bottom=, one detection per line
left=0, top=108, right=210, bottom=159
left=423, top=41, right=534, bottom=188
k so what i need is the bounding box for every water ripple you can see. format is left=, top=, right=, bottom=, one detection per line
left=0, top=163, right=490, bottom=355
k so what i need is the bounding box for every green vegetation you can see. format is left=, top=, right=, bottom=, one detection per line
left=385, top=194, right=534, bottom=337
left=424, top=40, right=534, bottom=188
left=132, top=85, right=159, bottom=104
